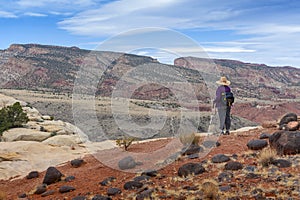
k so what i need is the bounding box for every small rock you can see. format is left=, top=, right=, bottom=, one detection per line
left=182, top=144, right=203, bottom=155
left=136, top=189, right=154, bottom=200
left=118, top=156, right=136, bottom=170
left=141, top=170, right=158, bottom=177
left=244, top=165, right=257, bottom=172
left=178, top=163, right=205, bottom=177
left=43, top=166, right=63, bottom=185
left=218, top=171, right=233, bottom=182
left=72, top=196, right=86, bottom=200
left=232, top=154, right=238, bottom=159
left=71, top=159, right=84, bottom=168
left=59, top=185, right=76, bottom=193
left=100, top=177, right=116, bottom=186
left=271, top=159, right=292, bottom=168
left=134, top=175, right=150, bottom=182
left=124, top=181, right=143, bottom=190
left=107, top=187, right=122, bottom=196
left=225, top=161, right=243, bottom=170
left=247, top=139, right=268, bottom=150
left=188, top=153, right=199, bottom=159
left=18, top=193, right=27, bottom=198
left=34, top=184, right=47, bottom=195
left=202, top=140, right=220, bottom=148
left=259, top=133, right=271, bottom=139
left=65, top=175, right=76, bottom=182
left=219, top=185, right=231, bottom=192
left=41, top=190, right=55, bottom=197
left=26, top=171, right=39, bottom=179
left=245, top=173, right=261, bottom=179
left=92, top=195, right=112, bottom=200
left=211, top=154, right=230, bottom=163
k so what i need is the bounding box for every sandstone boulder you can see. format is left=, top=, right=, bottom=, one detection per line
left=42, top=135, right=83, bottom=147
left=2, top=128, right=51, bottom=142
left=22, top=106, right=43, bottom=121
left=269, top=131, right=300, bottom=155
left=0, top=94, right=26, bottom=108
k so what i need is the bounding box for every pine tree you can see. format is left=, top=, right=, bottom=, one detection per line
left=0, top=102, right=29, bottom=136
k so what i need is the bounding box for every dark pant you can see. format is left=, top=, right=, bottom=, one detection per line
left=217, top=106, right=231, bottom=131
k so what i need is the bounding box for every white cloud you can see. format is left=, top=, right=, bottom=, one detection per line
left=0, top=11, right=17, bottom=18
left=204, top=47, right=255, bottom=53
left=16, top=0, right=97, bottom=8
left=24, top=12, right=47, bottom=17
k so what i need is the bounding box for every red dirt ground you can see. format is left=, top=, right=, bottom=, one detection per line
left=0, top=127, right=299, bottom=200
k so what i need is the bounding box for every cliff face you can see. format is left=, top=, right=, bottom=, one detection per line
left=175, top=57, right=300, bottom=100
left=0, top=44, right=211, bottom=102
left=1, top=44, right=300, bottom=101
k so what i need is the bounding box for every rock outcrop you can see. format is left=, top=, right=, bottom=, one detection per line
left=269, top=131, right=300, bottom=155
left=269, top=113, right=300, bottom=155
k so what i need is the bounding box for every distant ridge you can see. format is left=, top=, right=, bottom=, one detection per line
left=0, top=44, right=299, bottom=101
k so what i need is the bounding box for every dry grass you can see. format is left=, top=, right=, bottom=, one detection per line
left=258, top=147, right=277, bottom=167
left=179, top=133, right=202, bottom=146
left=201, top=179, right=219, bottom=199
left=0, top=191, right=7, bottom=200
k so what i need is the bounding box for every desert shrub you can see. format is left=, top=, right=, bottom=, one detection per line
left=258, top=148, right=277, bottom=167
left=201, top=179, right=219, bottom=199
left=179, top=133, right=200, bottom=146
left=116, top=136, right=136, bottom=151
left=0, top=102, right=29, bottom=136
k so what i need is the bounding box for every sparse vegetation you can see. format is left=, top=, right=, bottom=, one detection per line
left=258, top=147, right=277, bottom=167
left=116, top=136, right=136, bottom=151
left=179, top=132, right=200, bottom=146
left=0, top=102, right=29, bottom=136
left=201, top=179, right=219, bottom=199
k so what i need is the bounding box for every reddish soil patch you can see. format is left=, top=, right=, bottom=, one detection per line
left=232, top=102, right=300, bottom=124
left=0, top=127, right=299, bottom=200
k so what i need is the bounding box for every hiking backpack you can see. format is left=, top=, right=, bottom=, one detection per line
left=221, top=91, right=235, bottom=106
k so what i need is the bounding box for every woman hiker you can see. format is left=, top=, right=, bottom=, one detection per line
left=213, top=76, right=233, bottom=135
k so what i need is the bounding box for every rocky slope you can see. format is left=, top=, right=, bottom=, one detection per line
left=0, top=94, right=116, bottom=180
left=0, top=122, right=299, bottom=199
left=0, top=44, right=208, bottom=101
left=175, top=57, right=300, bottom=100
left=2, top=44, right=300, bottom=102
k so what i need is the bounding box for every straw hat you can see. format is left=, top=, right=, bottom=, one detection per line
left=216, top=76, right=231, bottom=86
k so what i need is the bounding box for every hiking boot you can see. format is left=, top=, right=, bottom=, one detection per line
left=225, top=130, right=230, bottom=135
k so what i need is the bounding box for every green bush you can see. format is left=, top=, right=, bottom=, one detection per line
left=116, top=136, right=136, bottom=151
left=0, top=102, right=29, bottom=136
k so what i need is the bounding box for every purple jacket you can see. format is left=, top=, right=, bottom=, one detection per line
left=213, top=85, right=231, bottom=108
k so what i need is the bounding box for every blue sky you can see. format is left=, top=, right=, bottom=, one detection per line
left=1, top=0, right=300, bottom=67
